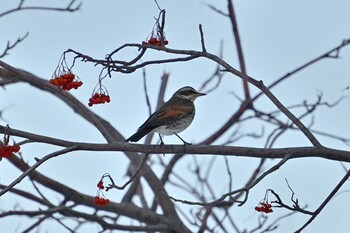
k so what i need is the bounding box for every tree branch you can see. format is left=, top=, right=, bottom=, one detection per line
left=2, top=124, right=349, bottom=162
left=0, top=146, right=77, bottom=197
left=0, top=0, right=82, bottom=18
left=0, top=32, right=29, bottom=58
left=295, top=169, right=350, bottom=233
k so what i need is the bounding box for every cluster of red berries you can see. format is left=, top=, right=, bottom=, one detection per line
left=0, top=145, right=20, bottom=158
left=94, top=196, right=110, bottom=206
left=143, top=37, right=169, bottom=47
left=94, top=180, right=110, bottom=206
left=255, top=202, right=273, bottom=213
left=88, top=93, right=111, bottom=107
left=97, top=180, right=105, bottom=189
left=49, top=73, right=83, bottom=91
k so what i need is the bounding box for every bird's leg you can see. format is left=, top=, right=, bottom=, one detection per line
left=175, top=133, right=192, bottom=145
left=158, top=134, right=165, bottom=157
left=158, top=134, right=164, bottom=146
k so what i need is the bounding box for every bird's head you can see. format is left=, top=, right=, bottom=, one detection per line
left=173, top=86, right=206, bottom=101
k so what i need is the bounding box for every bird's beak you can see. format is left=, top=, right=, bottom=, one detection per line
left=196, top=92, right=206, bottom=97
left=191, top=91, right=206, bottom=101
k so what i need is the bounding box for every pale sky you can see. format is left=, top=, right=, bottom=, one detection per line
left=1, top=1, right=350, bottom=232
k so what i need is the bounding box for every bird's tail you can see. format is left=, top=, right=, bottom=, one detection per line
left=125, top=128, right=153, bottom=142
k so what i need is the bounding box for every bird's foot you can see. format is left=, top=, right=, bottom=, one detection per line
left=175, top=133, right=192, bottom=146
left=158, top=134, right=165, bottom=156
left=183, top=141, right=192, bottom=146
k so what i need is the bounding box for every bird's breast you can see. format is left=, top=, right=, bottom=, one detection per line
left=155, top=110, right=195, bottom=135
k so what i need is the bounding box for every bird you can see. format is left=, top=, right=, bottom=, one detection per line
left=125, top=86, right=206, bottom=145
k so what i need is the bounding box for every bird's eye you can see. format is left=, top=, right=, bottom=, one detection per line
left=181, top=90, right=196, bottom=96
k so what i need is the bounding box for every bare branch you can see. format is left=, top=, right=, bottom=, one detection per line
left=199, top=24, right=207, bottom=52
left=204, top=3, right=229, bottom=16
left=2, top=124, right=350, bottom=162
left=227, top=0, right=250, bottom=99
left=0, top=0, right=82, bottom=18
left=270, top=189, right=312, bottom=215
left=253, top=38, right=350, bottom=101
left=295, top=169, right=350, bottom=232
left=0, top=32, right=29, bottom=58
left=106, top=154, right=149, bottom=190
left=142, top=69, right=152, bottom=116
left=0, top=184, right=48, bottom=206
left=198, top=40, right=224, bottom=93
left=168, top=154, right=291, bottom=206
left=0, top=146, right=78, bottom=197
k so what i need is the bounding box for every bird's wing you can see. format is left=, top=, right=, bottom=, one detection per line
left=138, top=104, right=192, bottom=130
left=157, top=105, right=192, bottom=120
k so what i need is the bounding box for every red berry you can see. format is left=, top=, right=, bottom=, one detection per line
left=148, top=38, right=158, bottom=44
left=97, top=181, right=104, bottom=189
left=11, top=145, right=20, bottom=153
left=94, top=196, right=100, bottom=205
left=66, top=73, right=75, bottom=81
left=51, top=78, right=60, bottom=86
left=0, top=146, right=13, bottom=158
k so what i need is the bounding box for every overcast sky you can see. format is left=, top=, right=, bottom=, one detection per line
left=1, top=1, right=350, bottom=232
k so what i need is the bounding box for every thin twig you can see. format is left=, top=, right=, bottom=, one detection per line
left=0, top=0, right=81, bottom=18
left=295, top=169, right=350, bottom=233
left=224, top=156, right=233, bottom=192
left=205, top=4, right=229, bottom=16
left=0, top=146, right=78, bottom=197
left=253, top=39, right=350, bottom=101
left=227, top=0, right=250, bottom=100
left=142, top=69, right=152, bottom=116
left=107, top=154, right=149, bottom=190
left=0, top=32, right=29, bottom=58
left=168, top=154, right=292, bottom=206
left=199, top=40, right=224, bottom=93
left=199, top=24, right=207, bottom=52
